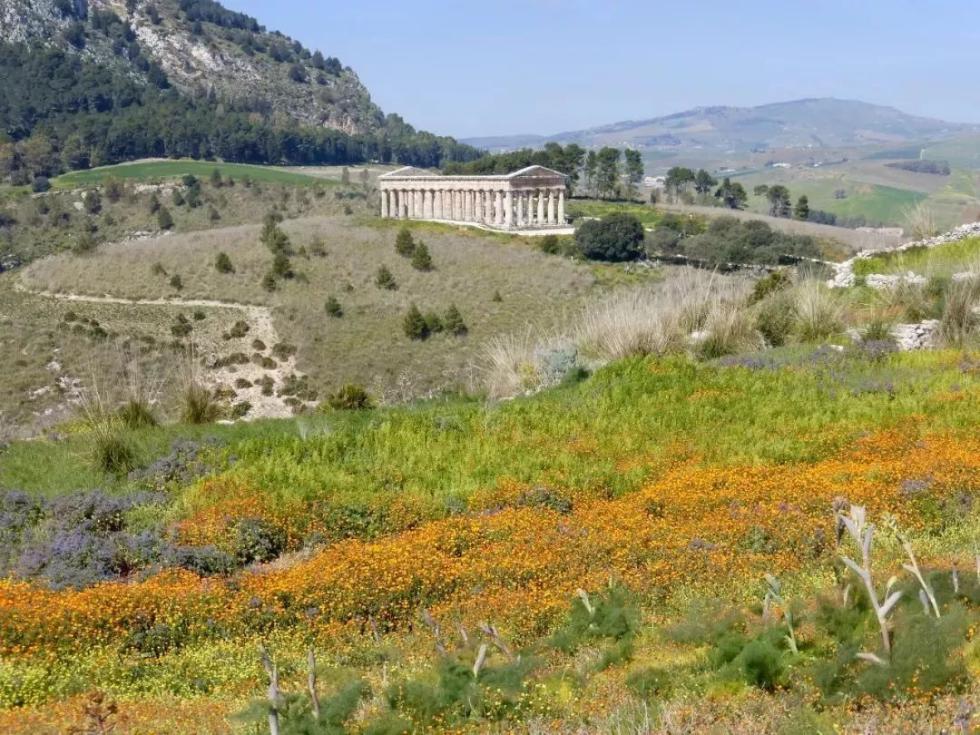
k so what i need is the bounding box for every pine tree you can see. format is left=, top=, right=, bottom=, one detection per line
left=410, top=242, right=433, bottom=271
left=794, top=195, right=810, bottom=221
left=157, top=207, right=174, bottom=230
left=395, top=226, right=415, bottom=256
left=375, top=265, right=397, bottom=290
left=215, top=252, right=234, bottom=273
left=403, top=303, right=429, bottom=340
left=444, top=304, right=467, bottom=336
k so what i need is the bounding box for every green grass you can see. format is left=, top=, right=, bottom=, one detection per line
left=5, top=349, right=975, bottom=501
left=853, top=236, right=980, bottom=277
left=53, top=160, right=328, bottom=188
left=566, top=199, right=662, bottom=226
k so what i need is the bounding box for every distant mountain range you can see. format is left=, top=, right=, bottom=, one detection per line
left=463, top=98, right=977, bottom=153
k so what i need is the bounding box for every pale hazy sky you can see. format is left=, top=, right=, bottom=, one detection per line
left=222, top=0, right=980, bottom=138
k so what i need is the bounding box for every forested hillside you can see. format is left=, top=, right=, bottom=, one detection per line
left=0, top=0, right=478, bottom=186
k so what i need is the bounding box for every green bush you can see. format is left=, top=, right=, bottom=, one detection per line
left=750, top=270, right=793, bottom=304
left=214, top=252, right=234, bottom=273
left=181, top=384, right=221, bottom=424
left=272, top=252, right=294, bottom=279
left=395, top=227, right=416, bottom=256
left=410, top=242, right=433, bottom=271
left=444, top=304, right=467, bottom=336
left=262, top=273, right=277, bottom=292
left=325, top=296, right=343, bottom=317
left=575, top=213, right=645, bottom=262
left=232, top=518, right=286, bottom=565
left=169, top=274, right=183, bottom=291
left=539, top=234, right=559, bottom=255
left=755, top=291, right=798, bottom=347
left=403, top=304, right=429, bottom=340
left=376, top=266, right=398, bottom=290
left=327, top=384, right=373, bottom=410
left=91, top=427, right=137, bottom=475
left=423, top=311, right=444, bottom=334
left=117, top=399, right=157, bottom=429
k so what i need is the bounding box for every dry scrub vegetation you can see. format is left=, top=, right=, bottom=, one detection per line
left=19, top=217, right=600, bottom=402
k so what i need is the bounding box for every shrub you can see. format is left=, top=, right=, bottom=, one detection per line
left=271, top=343, right=297, bottom=361
left=169, top=274, right=183, bottom=291
left=32, top=176, right=51, bottom=193
left=697, top=305, right=762, bottom=360
left=938, top=276, right=980, bottom=346
left=539, top=234, right=559, bottom=254
left=171, top=189, right=185, bottom=207
left=411, top=242, right=434, bottom=271
left=327, top=384, right=374, bottom=410
left=444, top=304, right=467, bottom=336
left=171, top=315, right=192, bottom=337
left=575, top=213, right=645, bottom=261
left=261, top=273, right=277, bottom=292
left=376, top=265, right=398, bottom=290
left=424, top=311, right=444, bottom=334
left=309, top=237, right=327, bottom=257
left=325, top=296, right=343, bottom=317
left=794, top=281, right=842, bottom=342
left=91, top=426, right=138, bottom=476
left=228, top=320, right=250, bottom=338
left=395, top=227, right=416, bottom=256
left=72, top=233, right=98, bottom=256
left=214, top=252, right=234, bottom=273
left=151, top=262, right=167, bottom=276
left=82, top=190, right=102, bottom=215
left=272, top=252, right=294, bottom=279
left=232, top=518, right=286, bottom=565
left=181, top=384, right=221, bottom=424
left=157, top=207, right=174, bottom=230
left=403, top=303, right=429, bottom=340
left=117, top=399, right=157, bottom=429
left=193, top=310, right=206, bottom=321
left=750, top=270, right=792, bottom=304
left=754, top=290, right=798, bottom=347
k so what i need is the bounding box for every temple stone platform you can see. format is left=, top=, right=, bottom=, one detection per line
left=378, top=165, right=571, bottom=231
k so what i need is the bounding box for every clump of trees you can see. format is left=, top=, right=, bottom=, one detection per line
left=646, top=215, right=821, bottom=267
left=575, top=213, right=645, bottom=262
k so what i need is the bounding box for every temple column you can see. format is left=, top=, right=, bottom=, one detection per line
left=537, top=189, right=545, bottom=226
left=422, top=190, right=430, bottom=219
left=547, top=189, right=556, bottom=225
left=525, top=192, right=532, bottom=226
left=397, top=190, right=405, bottom=218
left=504, top=190, right=513, bottom=228
left=463, top=190, right=472, bottom=221
left=558, top=189, right=565, bottom=224
left=416, top=190, right=423, bottom=218
left=494, top=190, right=503, bottom=226
left=516, top=192, right=524, bottom=227
left=484, top=190, right=492, bottom=223
left=451, top=190, right=458, bottom=220
left=380, top=189, right=389, bottom=218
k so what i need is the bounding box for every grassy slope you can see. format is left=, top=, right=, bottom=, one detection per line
left=853, top=235, right=980, bottom=277
left=52, top=160, right=328, bottom=188
left=17, top=215, right=605, bottom=402
left=1, top=349, right=979, bottom=732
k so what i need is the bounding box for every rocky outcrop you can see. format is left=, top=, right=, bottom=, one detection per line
left=829, top=222, right=980, bottom=289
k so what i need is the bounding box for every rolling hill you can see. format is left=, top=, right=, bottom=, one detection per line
left=0, top=0, right=478, bottom=186
left=465, top=98, right=976, bottom=153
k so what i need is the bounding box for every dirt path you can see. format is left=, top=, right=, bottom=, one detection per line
left=16, top=284, right=304, bottom=420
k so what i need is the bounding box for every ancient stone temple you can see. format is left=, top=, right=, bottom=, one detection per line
left=378, top=165, right=569, bottom=230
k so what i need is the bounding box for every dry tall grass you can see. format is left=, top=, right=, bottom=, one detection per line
left=938, top=275, right=980, bottom=346
left=794, top=280, right=844, bottom=341
left=903, top=201, right=939, bottom=241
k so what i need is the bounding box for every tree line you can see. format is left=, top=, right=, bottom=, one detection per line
left=0, top=43, right=480, bottom=187
left=445, top=144, right=646, bottom=200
